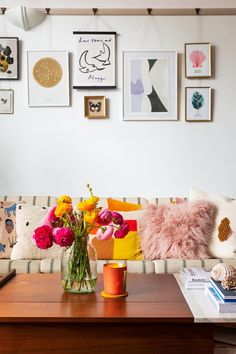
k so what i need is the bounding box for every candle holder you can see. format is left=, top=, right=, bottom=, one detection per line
left=101, top=263, right=128, bottom=298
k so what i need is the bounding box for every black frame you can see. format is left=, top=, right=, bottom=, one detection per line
left=73, top=31, right=116, bottom=89
left=0, top=37, right=19, bottom=80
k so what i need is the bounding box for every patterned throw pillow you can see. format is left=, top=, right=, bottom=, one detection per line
left=189, top=188, right=236, bottom=258
left=10, top=204, right=62, bottom=260
left=0, top=201, right=18, bottom=258
left=91, top=198, right=144, bottom=260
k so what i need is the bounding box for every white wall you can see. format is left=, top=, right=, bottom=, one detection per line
left=0, top=14, right=236, bottom=198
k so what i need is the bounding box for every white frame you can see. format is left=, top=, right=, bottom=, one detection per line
left=27, top=50, right=70, bottom=107
left=123, top=51, right=178, bottom=121
left=185, top=43, right=211, bottom=78
left=0, top=89, right=14, bottom=114
left=73, top=31, right=116, bottom=89
left=185, top=87, right=212, bottom=122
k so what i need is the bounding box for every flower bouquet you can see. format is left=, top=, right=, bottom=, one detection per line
left=32, top=185, right=129, bottom=293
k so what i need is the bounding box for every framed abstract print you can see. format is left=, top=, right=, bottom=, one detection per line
left=185, top=43, right=211, bottom=78
left=73, top=31, right=116, bottom=89
left=27, top=51, right=70, bottom=107
left=123, top=51, right=178, bottom=121
left=185, top=87, right=212, bottom=122
left=0, top=37, right=19, bottom=80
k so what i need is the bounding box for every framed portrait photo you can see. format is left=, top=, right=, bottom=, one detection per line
left=0, top=89, right=14, bottom=114
left=27, top=50, right=70, bottom=107
left=185, top=43, right=211, bottom=78
left=84, top=96, right=107, bottom=118
left=73, top=31, right=116, bottom=89
left=185, top=87, right=212, bottom=122
left=123, top=51, right=178, bottom=121
left=0, top=37, right=19, bottom=80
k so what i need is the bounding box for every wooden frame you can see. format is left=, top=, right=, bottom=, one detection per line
left=0, top=89, right=14, bottom=114
left=84, top=96, right=107, bottom=118
left=0, top=37, right=19, bottom=80
left=73, top=31, right=116, bottom=89
left=185, top=42, right=211, bottom=78
left=123, top=51, right=178, bottom=121
left=185, top=87, right=212, bottom=122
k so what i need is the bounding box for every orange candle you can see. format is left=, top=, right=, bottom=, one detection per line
left=103, top=263, right=127, bottom=295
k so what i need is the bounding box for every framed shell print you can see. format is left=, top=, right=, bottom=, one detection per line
left=185, top=43, right=211, bottom=78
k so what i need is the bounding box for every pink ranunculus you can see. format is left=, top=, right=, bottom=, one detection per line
left=111, top=212, right=123, bottom=225
left=96, top=209, right=113, bottom=226
left=114, top=222, right=129, bottom=239
left=96, top=225, right=114, bottom=240
left=32, top=225, right=54, bottom=249
left=42, top=206, right=63, bottom=228
left=53, top=227, right=75, bottom=247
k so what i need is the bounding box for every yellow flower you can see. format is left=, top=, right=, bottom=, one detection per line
left=55, top=203, right=73, bottom=217
left=77, top=197, right=99, bottom=212
left=84, top=211, right=97, bottom=224
left=57, top=195, right=72, bottom=205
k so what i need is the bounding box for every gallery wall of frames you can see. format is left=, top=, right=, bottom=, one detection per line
left=1, top=14, right=236, bottom=198
left=0, top=32, right=212, bottom=122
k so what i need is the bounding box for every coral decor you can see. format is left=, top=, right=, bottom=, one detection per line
left=32, top=185, right=129, bottom=293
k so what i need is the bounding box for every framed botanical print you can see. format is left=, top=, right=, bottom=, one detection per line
left=123, top=51, right=178, bottom=120
left=185, top=43, right=211, bottom=78
left=27, top=50, right=70, bottom=107
left=0, top=37, right=19, bottom=80
left=84, top=96, right=106, bottom=118
left=73, top=31, right=116, bottom=89
left=185, top=87, right=212, bottom=122
left=0, top=89, right=14, bottom=114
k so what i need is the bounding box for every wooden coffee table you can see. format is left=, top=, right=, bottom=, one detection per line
left=0, top=273, right=213, bottom=354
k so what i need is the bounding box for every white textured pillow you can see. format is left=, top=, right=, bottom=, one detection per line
left=11, top=204, right=62, bottom=260
left=189, top=188, right=236, bottom=258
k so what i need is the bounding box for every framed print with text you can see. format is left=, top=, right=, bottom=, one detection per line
left=185, top=43, right=211, bottom=78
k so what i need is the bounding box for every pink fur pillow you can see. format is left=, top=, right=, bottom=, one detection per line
left=139, top=201, right=215, bottom=260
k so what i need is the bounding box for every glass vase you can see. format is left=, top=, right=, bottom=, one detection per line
left=61, top=236, right=97, bottom=294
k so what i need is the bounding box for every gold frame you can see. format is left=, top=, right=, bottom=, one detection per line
left=185, top=87, right=212, bottom=122
left=84, top=96, right=107, bottom=119
left=184, top=42, right=211, bottom=78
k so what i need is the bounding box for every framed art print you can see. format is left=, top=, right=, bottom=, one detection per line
left=0, top=89, right=14, bottom=114
left=185, top=43, right=211, bottom=78
left=0, top=37, right=19, bottom=80
left=123, top=51, right=177, bottom=121
left=84, top=96, right=107, bottom=118
left=185, top=87, right=212, bottom=122
left=27, top=51, right=70, bottom=107
left=73, top=31, right=116, bottom=89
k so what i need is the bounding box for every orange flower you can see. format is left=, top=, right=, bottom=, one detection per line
left=77, top=197, right=99, bottom=212
left=57, top=195, right=72, bottom=205
left=54, top=203, right=73, bottom=218
left=84, top=211, right=97, bottom=224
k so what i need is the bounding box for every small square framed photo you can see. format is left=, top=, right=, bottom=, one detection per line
left=185, top=43, right=211, bottom=78
left=185, top=87, right=211, bottom=122
left=0, top=37, right=19, bottom=80
left=0, top=89, right=14, bottom=114
left=84, top=96, right=107, bottom=118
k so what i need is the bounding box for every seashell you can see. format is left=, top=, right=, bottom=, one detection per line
left=212, top=263, right=236, bottom=281
left=221, top=275, right=236, bottom=290
left=190, top=50, right=206, bottom=68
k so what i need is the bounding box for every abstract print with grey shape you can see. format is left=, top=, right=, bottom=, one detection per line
left=130, top=58, right=169, bottom=114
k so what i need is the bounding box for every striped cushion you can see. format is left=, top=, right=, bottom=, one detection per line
left=0, top=196, right=57, bottom=207
left=149, top=197, right=187, bottom=205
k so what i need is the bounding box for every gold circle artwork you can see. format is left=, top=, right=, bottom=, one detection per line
left=33, top=57, right=63, bottom=88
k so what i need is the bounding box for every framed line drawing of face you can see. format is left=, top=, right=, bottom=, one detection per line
left=27, top=50, right=70, bottom=107
left=0, top=37, right=19, bottom=80
left=73, top=31, right=116, bottom=89
left=185, top=87, right=212, bottom=122
left=0, top=89, right=14, bottom=114
left=84, top=96, right=106, bottom=118
left=123, top=51, right=178, bottom=121
left=185, top=43, right=211, bottom=78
